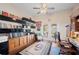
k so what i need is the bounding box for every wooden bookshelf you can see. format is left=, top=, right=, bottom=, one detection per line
left=8, top=34, right=37, bottom=55
left=71, top=15, right=79, bottom=32
left=0, top=14, right=37, bottom=55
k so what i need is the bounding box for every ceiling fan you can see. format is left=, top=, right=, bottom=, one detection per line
left=33, top=3, right=55, bottom=14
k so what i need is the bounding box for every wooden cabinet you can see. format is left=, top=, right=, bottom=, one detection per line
left=71, top=15, right=79, bottom=32
left=8, top=34, right=36, bottom=54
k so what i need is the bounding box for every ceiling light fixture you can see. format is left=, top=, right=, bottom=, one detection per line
left=40, top=3, right=47, bottom=14
left=33, top=3, right=55, bottom=14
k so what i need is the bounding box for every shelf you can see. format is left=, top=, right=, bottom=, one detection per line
left=0, top=28, right=23, bottom=33
left=0, top=15, right=26, bottom=25
left=22, top=17, right=36, bottom=23
left=30, top=25, right=36, bottom=28
left=0, top=15, right=36, bottom=34
left=16, top=19, right=26, bottom=25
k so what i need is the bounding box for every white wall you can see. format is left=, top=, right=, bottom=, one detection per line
left=0, top=3, right=23, bottom=17
left=32, top=9, right=72, bottom=40
left=49, top=9, right=72, bottom=40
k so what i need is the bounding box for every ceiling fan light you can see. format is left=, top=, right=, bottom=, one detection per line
left=42, top=3, right=47, bottom=8
left=40, top=9, right=47, bottom=14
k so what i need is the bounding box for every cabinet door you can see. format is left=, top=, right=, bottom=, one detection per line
left=75, top=18, right=79, bottom=31
left=9, top=39, right=15, bottom=52
left=31, top=35, right=34, bottom=43
left=27, top=35, right=30, bottom=45
left=33, top=35, right=35, bottom=42
left=14, top=38, right=20, bottom=48
left=26, top=36, right=28, bottom=45
left=20, top=37, right=24, bottom=46
left=29, top=35, right=32, bottom=44
left=32, top=35, right=35, bottom=42
left=23, top=36, right=26, bottom=45
left=29, top=35, right=32, bottom=45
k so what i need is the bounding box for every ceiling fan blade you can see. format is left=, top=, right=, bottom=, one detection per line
left=37, top=11, right=40, bottom=14
left=48, top=7, right=55, bottom=10
left=33, top=7, right=40, bottom=9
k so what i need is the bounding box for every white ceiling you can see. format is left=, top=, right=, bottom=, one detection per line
left=9, top=3, right=78, bottom=17
left=0, top=3, right=78, bottom=18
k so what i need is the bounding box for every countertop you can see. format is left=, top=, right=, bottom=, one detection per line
left=0, top=36, right=8, bottom=43
left=69, top=38, right=79, bottom=48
